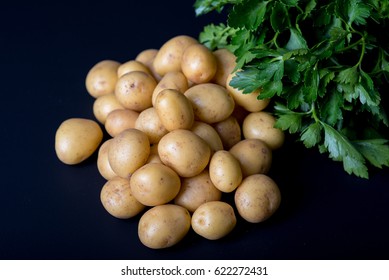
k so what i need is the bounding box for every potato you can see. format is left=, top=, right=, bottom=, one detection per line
left=105, top=109, right=139, bottom=137
left=181, top=43, right=217, bottom=84
left=97, top=139, right=117, bottom=180
left=146, top=143, right=162, bottom=164
left=134, top=107, right=168, bottom=144
left=158, top=129, right=211, bottom=177
left=234, top=174, right=281, bottom=223
left=108, top=128, right=150, bottom=179
left=93, top=93, right=125, bottom=124
left=209, top=150, right=242, bottom=193
left=115, top=71, right=157, bottom=112
left=55, top=118, right=103, bottom=165
left=85, top=60, right=120, bottom=98
left=226, top=72, right=270, bottom=112
left=117, top=60, right=152, bottom=78
left=138, top=204, right=191, bottom=249
left=174, top=170, right=222, bottom=213
left=242, top=111, right=285, bottom=150
left=212, top=115, right=241, bottom=150
left=184, top=83, right=235, bottom=124
left=190, top=121, right=223, bottom=154
left=130, top=163, right=181, bottom=206
left=191, top=201, right=236, bottom=240
left=153, top=35, right=198, bottom=76
left=212, top=48, right=237, bottom=87
left=154, top=89, right=194, bottom=131
left=100, top=177, right=145, bottom=219
left=151, top=71, right=188, bottom=106
left=229, top=139, right=272, bottom=177
left=135, top=49, right=162, bottom=81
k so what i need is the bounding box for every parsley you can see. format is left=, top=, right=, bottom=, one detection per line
left=194, top=0, right=389, bottom=178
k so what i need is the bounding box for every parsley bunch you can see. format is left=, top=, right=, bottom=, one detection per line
left=194, top=0, right=389, bottom=178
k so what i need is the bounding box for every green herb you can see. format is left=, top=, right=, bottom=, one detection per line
left=194, top=0, right=389, bottom=178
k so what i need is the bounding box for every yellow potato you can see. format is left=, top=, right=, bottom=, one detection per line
left=212, top=115, right=241, bottom=150
left=242, top=111, right=285, bottom=150
left=130, top=163, right=181, bottom=206
left=209, top=150, right=242, bottom=193
left=55, top=118, right=103, bottom=165
left=92, top=93, right=125, bottom=124
left=134, top=107, right=168, bottom=144
left=212, top=48, right=237, bottom=86
left=115, top=71, right=156, bottom=112
left=154, top=88, right=194, bottom=131
left=226, top=72, right=270, bottom=112
left=234, top=174, right=281, bottom=223
left=146, top=143, right=162, bottom=164
left=104, top=109, right=139, bottom=137
left=108, top=128, right=150, bottom=179
left=85, top=60, right=120, bottom=98
left=100, top=176, right=145, bottom=219
left=184, top=83, right=235, bottom=124
left=191, top=201, right=236, bottom=240
left=151, top=71, right=188, bottom=106
left=190, top=121, right=224, bottom=154
left=229, top=139, right=272, bottom=177
left=97, top=139, right=117, bottom=180
left=158, top=129, right=211, bottom=177
left=174, top=170, right=222, bottom=213
left=135, top=49, right=162, bottom=81
left=117, top=60, right=152, bottom=78
left=181, top=43, right=217, bottom=84
left=153, top=35, right=198, bottom=76
left=138, top=204, right=191, bottom=249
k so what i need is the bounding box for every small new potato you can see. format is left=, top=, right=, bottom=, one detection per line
left=115, top=71, right=156, bottom=112
left=93, top=93, right=124, bottom=124
left=55, top=118, right=103, bottom=165
left=100, top=176, right=145, bottom=219
left=153, top=35, right=198, bottom=76
left=85, top=60, right=120, bottom=98
left=158, top=129, right=211, bottom=177
left=152, top=71, right=188, bottom=106
left=174, top=170, right=222, bottom=213
left=234, top=174, right=281, bottom=223
left=212, top=48, right=237, bottom=87
left=209, top=150, right=242, bottom=193
left=181, top=43, right=217, bottom=84
left=154, top=88, right=194, bottom=131
left=229, top=139, right=272, bottom=177
left=117, top=60, right=152, bottom=78
left=130, top=163, right=181, bottom=206
left=108, top=128, right=150, bottom=179
left=138, top=204, right=191, bottom=249
left=213, top=115, right=241, bottom=150
left=135, top=48, right=161, bottom=81
left=242, top=111, right=285, bottom=150
left=105, top=109, right=139, bottom=137
left=135, top=107, right=168, bottom=144
left=97, top=139, right=117, bottom=180
left=184, top=83, right=235, bottom=124
left=190, top=121, right=224, bottom=154
left=191, top=201, right=236, bottom=240
left=226, top=72, right=270, bottom=112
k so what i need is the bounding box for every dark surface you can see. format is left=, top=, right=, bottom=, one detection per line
left=1, top=1, right=388, bottom=260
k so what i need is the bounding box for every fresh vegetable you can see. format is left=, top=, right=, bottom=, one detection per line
left=194, top=0, right=389, bottom=178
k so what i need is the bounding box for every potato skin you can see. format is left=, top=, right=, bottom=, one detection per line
left=213, top=115, right=242, bottom=150
left=234, top=174, right=281, bottom=223
left=86, top=60, right=120, bottom=98
left=138, top=204, right=191, bottom=249
left=97, top=139, right=117, bottom=180
left=229, top=139, right=272, bottom=177
left=212, top=48, right=237, bottom=87
left=108, top=128, right=150, bottom=179
left=242, top=111, right=285, bottom=150
left=191, top=201, right=236, bottom=240
left=152, top=71, right=188, bottom=106
left=93, top=93, right=124, bottom=124
left=55, top=118, right=103, bottom=165
left=130, top=163, right=181, bottom=206
left=117, top=60, right=152, bottom=78
left=134, top=107, right=168, bottom=144
left=174, top=170, right=222, bottom=213
left=158, top=129, right=211, bottom=177
left=105, top=109, right=139, bottom=137
left=190, top=121, right=224, bottom=154
left=100, top=176, right=145, bottom=219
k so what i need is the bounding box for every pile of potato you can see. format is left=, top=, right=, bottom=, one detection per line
left=55, top=35, right=284, bottom=249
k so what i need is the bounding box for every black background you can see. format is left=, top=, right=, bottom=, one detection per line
left=1, top=1, right=389, bottom=260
